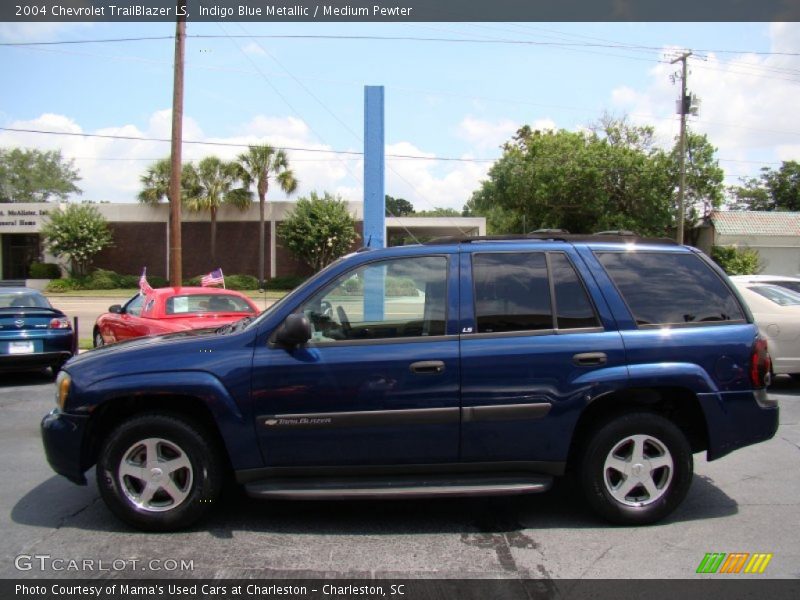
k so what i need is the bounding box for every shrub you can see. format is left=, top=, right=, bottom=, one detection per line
left=710, top=246, right=762, bottom=276
left=29, top=262, right=62, bottom=279
left=265, top=275, right=307, bottom=290
left=45, top=279, right=80, bottom=292
left=87, top=269, right=120, bottom=290
left=148, top=274, right=168, bottom=288
left=116, top=274, right=140, bottom=288
left=225, top=274, right=259, bottom=290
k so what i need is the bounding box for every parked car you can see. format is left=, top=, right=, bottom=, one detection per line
left=730, top=277, right=800, bottom=378
left=730, top=274, right=800, bottom=295
left=0, top=287, right=73, bottom=374
left=92, top=287, right=260, bottom=347
left=42, top=235, right=778, bottom=531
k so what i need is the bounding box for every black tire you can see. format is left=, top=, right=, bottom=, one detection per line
left=93, top=328, right=104, bottom=348
left=96, top=413, right=223, bottom=531
left=789, top=374, right=800, bottom=382
left=579, top=412, right=693, bottom=525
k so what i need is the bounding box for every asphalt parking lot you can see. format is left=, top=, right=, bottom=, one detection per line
left=0, top=370, right=798, bottom=581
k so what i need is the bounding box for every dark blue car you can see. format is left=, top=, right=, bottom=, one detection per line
left=41, top=235, right=778, bottom=531
left=1, top=287, right=74, bottom=374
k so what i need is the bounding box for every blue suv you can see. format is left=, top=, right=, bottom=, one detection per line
left=41, top=235, right=778, bottom=531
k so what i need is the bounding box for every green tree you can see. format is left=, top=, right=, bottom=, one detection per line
left=137, top=158, right=199, bottom=205
left=0, top=147, right=81, bottom=203
left=385, top=195, right=415, bottom=216
left=730, top=160, right=800, bottom=211
left=237, top=145, right=298, bottom=284
left=412, top=207, right=461, bottom=217
left=465, top=123, right=674, bottom=235
left=279, top=192, right=358, bottom=272
left=671, top=131, right=724, bottom=242
left=40, top=204, right=113, bottom=277
left=710, top=246, right=762, bottom=275
left=184, top=157, right=251, bottom=261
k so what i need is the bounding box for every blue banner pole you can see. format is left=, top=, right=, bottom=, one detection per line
left=364, top=86, right=385, bottom=321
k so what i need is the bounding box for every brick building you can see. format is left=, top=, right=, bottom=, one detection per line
left=0, top=202, right=485, bottom=283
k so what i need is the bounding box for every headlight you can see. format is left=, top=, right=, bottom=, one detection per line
left=55, top=371, right=71, bottom=410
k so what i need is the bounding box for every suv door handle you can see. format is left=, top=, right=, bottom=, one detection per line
left=410, top=361, right=446, bottom=374
left=573, top=352, right=607, bottom=366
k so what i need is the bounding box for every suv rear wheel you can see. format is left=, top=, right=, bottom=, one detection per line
left=579, top=412, right=693, bottom=525
left=96, top=413, right=223, bottom=531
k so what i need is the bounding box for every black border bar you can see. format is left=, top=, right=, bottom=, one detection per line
left=4, top=579, right=800, bottom=600
left=2, top=1, right=797, bottom=23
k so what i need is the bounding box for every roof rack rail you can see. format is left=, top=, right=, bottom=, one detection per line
left=423, top=233, right=678, bottom=245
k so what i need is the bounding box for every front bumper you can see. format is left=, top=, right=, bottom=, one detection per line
left=41, top=409, right=90, bottom=485
left=698, top=390, right=780, bottom=461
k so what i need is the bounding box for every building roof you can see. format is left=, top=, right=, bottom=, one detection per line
left=710, top=210, right=800, bottom=236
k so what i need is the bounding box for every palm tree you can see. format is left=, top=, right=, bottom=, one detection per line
left=237, top=145, right=298, bottom=285
left=138, top=158, right=172, bottom=205
left=184, top=156, right=252, bottom=261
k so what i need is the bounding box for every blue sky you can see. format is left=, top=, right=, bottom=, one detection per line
left=1, top=21, right=797, bottom=212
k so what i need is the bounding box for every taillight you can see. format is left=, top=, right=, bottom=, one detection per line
left=49, top=317, right=72, bottom=330
left=750, top=337, right=772, bottom=388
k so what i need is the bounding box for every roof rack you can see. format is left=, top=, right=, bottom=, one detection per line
left=423, top=233, right=678, bottom=246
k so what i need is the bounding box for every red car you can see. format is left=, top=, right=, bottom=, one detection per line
left=93, top=287, right=260, bottom=347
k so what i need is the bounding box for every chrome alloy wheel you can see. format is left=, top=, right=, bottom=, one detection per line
left=603, top=434, right=674, bottom=507
left=118, top=438, right=194, bottom=512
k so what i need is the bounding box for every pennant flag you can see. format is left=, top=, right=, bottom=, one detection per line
left=201, top=268, right=225, bottom=288
left=139, top=267, right=154, bottom=295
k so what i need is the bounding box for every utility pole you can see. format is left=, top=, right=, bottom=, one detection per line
left=671, top=51, right=692, bottom=245
left=168, top=0, right=187, bottom=286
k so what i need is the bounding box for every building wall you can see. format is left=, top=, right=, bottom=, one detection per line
left=715, top=233, right=800, bottom=276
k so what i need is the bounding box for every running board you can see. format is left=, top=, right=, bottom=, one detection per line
left=244, top=473, right=553, bottom=500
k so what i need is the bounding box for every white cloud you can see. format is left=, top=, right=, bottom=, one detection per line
left=0, top=110, right=491, bottom=211
left=456, top=116, right=520, bottom=150
left=384, top=142, right=490, bottom=212
left=241, top=42, right=267, bottom=57
left=608, top=25, right=800, bottom=181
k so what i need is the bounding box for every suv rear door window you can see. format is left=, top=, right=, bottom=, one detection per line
left=551, top=253, right=600, bottom=329
left=597, top=252, right=745, bottom=327
left=473, top=252, right=552, bottom=333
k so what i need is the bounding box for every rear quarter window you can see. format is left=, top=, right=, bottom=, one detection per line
left=596, top=251, right=745, bottom=327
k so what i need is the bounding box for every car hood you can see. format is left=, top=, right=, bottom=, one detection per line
left=65, top=327, right=220, bottom=370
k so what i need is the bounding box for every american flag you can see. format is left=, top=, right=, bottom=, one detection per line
left=201, top=268, right=225, bottom=288
left=139, top=267, right=154, bottom=295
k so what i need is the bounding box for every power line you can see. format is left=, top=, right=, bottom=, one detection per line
left=4, top=127, right=795, bottom=168
left=2, top=33, right=798, bottom=57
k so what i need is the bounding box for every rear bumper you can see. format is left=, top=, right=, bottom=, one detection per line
left=698, top=390, right=779, bottom=461
left=41, top=409, right=90, bottom=485
left=0, top=351, right=72, bottom=372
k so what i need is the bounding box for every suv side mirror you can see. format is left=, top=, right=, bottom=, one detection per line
left=275, top=314, right=312, bottom=347
left=109, top=304, right=122, bottom=314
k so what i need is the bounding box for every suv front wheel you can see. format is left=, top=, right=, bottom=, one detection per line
left=580, top=412, right=693, bottom=525
left=96, top=413, right=223, bottom=531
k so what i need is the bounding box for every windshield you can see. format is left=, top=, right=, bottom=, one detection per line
left=748, top=284, right=800, bottom=306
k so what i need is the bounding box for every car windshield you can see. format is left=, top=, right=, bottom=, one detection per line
left=748, top=284, right=800, bottom=306
left=165, top=294, right=255, bottom=315
left=0, top=292, right=51, bottom=309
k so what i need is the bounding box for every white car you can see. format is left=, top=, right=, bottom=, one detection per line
left=730, top=274, right=800, bottom=295
left=731, top=278, right=800, bottom=377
